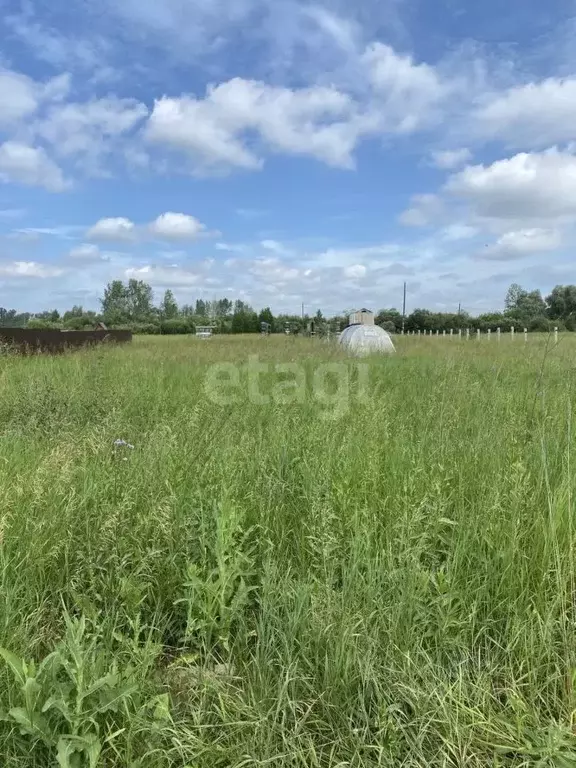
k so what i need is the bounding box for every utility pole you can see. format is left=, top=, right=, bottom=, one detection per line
left=402, top=281, right=407, bottom=334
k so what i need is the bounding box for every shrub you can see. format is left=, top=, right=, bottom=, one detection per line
left=160, top=318, right=194, bottom=335
left=379, top=321, right=396, bottom=334
left=131, top=323, right=161, bottom=335
left=528, top=316, right=554, bottom=332
left=26, top=318, right=62, bottom=330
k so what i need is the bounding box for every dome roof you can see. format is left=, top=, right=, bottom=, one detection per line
left=338, top=324, right=395, bottom=356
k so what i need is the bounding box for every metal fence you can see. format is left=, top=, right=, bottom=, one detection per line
left=400, top=327, right=560, bottom=343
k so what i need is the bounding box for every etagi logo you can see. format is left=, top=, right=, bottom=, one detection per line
left=204, top=355, right=371, bottom=419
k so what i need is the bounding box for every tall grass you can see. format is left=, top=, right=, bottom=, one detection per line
left=0, top=334, right=575, bottom=766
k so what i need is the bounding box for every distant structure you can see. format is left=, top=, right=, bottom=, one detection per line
left=338, top=308, right=395, bottom=356
left=260, top=321, right=271, bottom=335
left=196, top=326, right=215, bottom=339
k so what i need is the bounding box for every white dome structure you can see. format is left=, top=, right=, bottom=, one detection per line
left=339, top=323, right=395, bottom=356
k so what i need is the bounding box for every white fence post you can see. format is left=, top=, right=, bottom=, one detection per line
left=450, top=328, right=453, bottom=337
left=511, top=326, right=515, bottom=340
left=555, top=326, right=559, bottom=344
left=459, top=329, right=462, bottom=340
left=476, top=328, right=480, bottom=341
left=466, top=328, right=470, bottom=340
left=436, top=329, right=439, bottom=336
left=524, top=328, right=528, bottom=343
left=418, top=329, right=421, bottom=337
left=442, top=330, right=446, bottom=337
left=487, top=329, right=491, bottom=341
left=497, top=327, right=501, bottom=342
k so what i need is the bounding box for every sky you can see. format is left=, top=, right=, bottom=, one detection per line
left=1, top=0, right=576, bottom=315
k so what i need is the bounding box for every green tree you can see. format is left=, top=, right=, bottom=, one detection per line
left=259, top=307, right=274, bottom=327
left=546, top=285, right=576, bottom=325
left=160, top=289, right=179, bottom=319
left=126, top=279, right=153, bottom=322
left=505, top=283, right=527, bottom=312
left=101, top=280, right=129, bottom=324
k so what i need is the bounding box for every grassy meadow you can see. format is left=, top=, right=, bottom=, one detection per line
left=1, top=332, right=576, bottom=766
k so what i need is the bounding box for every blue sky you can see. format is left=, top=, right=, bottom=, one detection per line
left=1, top=0, right=575, bottom=315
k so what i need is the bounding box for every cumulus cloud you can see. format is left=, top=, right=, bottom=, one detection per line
left=36, top=97, right=148, bottom=159
left=87, top=217, right=136, bottom=241
left=343, top=263, right=367, bottom=279
left=478, top=229, right=562, bottom=261
left=362, top=43, right=446, bottom=133
left=248, top=257, right=300, bottom=284
left=149, top=212, right=206, bottom=240
left=0, top=260, right=64, bottom=278
left=441, top=223, right=478, bottom=241
left=145, top=43, right=451, bottom=175
left=430, top=148, right=471, bottom=169
left=399, top=193, right=443, bottom=227
left=0, top=141, right=68, bottom=191
left=473, top=78, right=576, bottom=149
left=68, top=243, right=109, bottom=262
left=0, top=68, right=69, bottom=127
left=124, top=264, right=203, bottom=287
left=444, top=149, right=576, bottom=224
left=146, top=78, right=361, bottom=171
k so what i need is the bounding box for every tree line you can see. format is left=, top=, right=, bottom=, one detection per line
left=1, top=280, right=576, bottom=334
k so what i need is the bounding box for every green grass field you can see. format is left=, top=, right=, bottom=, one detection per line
left=1, top=333, right=576, bottom=767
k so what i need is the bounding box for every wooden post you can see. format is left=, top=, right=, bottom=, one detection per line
left=555, top=326, right=559, bottom=344
left=524, top=328, right=528, bottom=343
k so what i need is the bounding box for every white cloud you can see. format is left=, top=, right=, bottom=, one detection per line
left=0, top=260, right=64, bottom=278
left=0, top=68, right=69, bottom=127
left=146, top=78, right=362, bottom=171
left=215, top=242, right=247, bottom=253
left=362, top=43, right=446, bottom=133
left=87, top=217, right=136, bottom=241
left=124, top=264, right=203, bottom=287
left=399, top=193, right=443, bottom=227
left=149, top=212, right=206, bottom=240
left=478, top=229, right=562, bottom=261
left=248, top=257, right=300, bottom=283
left=473, top=78, right=576, bottom=148
left=441, top=223, right=478, bottom=241
left=444, top=149, right=576, bottom=224
left=261, top=239, right=290, bottom=255
left=343, top=263, right=367, bottom=279
left=68, top=243, right=109, bottom=262
left=0, top=142, right=68, bottom=191
left=36, top=97, right=148, bottom=158
left=145, top=40, right=453, bottom=174
left=0, top=69, right=39, bottom=125
left=430, top=148, right=472, bottom=169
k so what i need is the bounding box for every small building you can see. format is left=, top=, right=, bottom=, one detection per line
left=348, top=308, right=375, bottom=326
left=196, top=326, right=215, bottom=338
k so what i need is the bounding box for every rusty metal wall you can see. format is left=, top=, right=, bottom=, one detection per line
left=0, top=328, right=132, bottom=353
